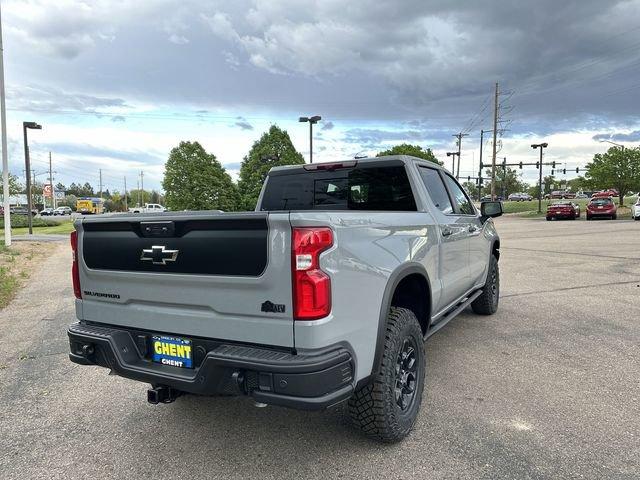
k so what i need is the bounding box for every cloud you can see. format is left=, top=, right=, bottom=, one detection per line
left=168, top=34, right=189, bottom=45
left=343, top=128, right=426, bottom=146
left=111, top=116, right=126, bottom=123
left=224, top=162, right=242, bottom=170
left=7, top=85, right=128, bottom=114
left=234, top=117, right=254, bottom=130
left=592, top=130, right=640, bottom=142
left=321, top=121, right=334, bottom=131
left=42, top=142, right=164, bottom=164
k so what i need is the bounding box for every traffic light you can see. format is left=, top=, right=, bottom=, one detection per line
left=536, top=162, right=539, bottom=169
left=562, top=168, right=566, bottom=174
left=551, top=169, right=554, bottom=175
left=467, top=176, right=471, bottom=181
left=552, top=161, right=556, bottom=168
left=519, top=162, right=523, bottom=169
left=576, top=167, right=580, bottom=173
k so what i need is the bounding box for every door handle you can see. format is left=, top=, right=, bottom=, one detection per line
left=468, top=225, right=478, bottom=233
left=441, top=227, right=452, bottom=237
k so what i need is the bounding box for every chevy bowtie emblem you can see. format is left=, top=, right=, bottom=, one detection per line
left=140, top=245, right=179, bottom=265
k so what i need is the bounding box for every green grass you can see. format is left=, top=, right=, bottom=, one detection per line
left=0, top=265, right=18, bottom=308
left=11, top=221, right=75, bottom=236
left=0, top=241, right=19, bottom=308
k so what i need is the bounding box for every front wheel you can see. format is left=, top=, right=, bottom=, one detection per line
left=471, top=254, right=499, bottom=315
left=612, top=214, right=617, bottom=220
left=348, top=307, right=425, bottom=443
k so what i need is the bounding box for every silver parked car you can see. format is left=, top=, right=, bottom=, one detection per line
left=632, top=198, right=640, bottom=221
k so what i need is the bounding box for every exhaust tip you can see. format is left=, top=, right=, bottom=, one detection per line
left=147, top=388, right=160, bottom=404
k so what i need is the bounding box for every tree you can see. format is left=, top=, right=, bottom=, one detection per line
left=566, top=176, right=588, bottom=193
left=237, top=125, right=305, bottom=210
left=163, top=141, right=239, bottom=211
left=67, top=182, right=94, bottom=197
left=585, top=147, right=640, bottom=206
left=377, top=144, right=441, bottom=165
left=461, top=180, right=479, bottom=200
left=483, top=166, right=528, bottom=197
left=82, top=182, right=94, bottom=196
left=1, top=173, right=23, bottom=196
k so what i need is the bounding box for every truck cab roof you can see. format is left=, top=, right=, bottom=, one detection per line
left=268, top=155, right=446, bottom=175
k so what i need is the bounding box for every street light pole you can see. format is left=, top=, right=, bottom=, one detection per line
left=299, top=115, right=321, bottom=163
left=531, top=142, right=548, bottom=214
left=23, top=121, right=42, bottom=235
left=599, top=140, right=625, bottom=151
left=0, top=5, right=11, bottom=246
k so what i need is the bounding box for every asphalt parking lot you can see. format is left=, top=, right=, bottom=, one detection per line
left=1, top=216, right=639, bottom=480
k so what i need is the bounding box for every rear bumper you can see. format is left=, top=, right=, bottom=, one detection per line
left=546, top=212, right=576, bottom=219
left=68, top=322, right=354, bottom=410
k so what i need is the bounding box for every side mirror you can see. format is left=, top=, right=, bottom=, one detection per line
left=480, top=201, right=503, bottom=220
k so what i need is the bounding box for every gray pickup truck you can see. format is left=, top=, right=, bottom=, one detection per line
left=67, top=155, right=502, bottom=442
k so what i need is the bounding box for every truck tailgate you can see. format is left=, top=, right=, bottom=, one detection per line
left=76, top=212, right=294, bottom=347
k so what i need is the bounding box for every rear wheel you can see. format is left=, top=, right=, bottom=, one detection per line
left=471, top=254, right=499, bottom=315
left=348, top=307, right=425, bottom=443
left=612, top=214, right=617, bottom=220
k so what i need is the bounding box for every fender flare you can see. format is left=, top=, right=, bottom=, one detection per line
left=360, top=263, right=432, bottom=388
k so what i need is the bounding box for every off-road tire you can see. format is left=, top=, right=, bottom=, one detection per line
left=348, top=307, right=425, bottom=443
left=471, top=254, right=499, bottom=315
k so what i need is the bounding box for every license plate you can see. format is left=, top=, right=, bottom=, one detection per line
left=597, top=206, right=603, bottom=209
left=152, top=336, right=193, bottom=368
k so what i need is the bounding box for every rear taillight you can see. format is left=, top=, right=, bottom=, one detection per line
left=70, top=231, right=82, bottom=299
left=292, top=227, right=333, bottom=320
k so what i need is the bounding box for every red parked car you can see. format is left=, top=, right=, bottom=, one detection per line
left=586, top=197, right=617, bottom=220
left=546, top=201, right=580, bottom=220
left=591, top=189, right=618, bottom=198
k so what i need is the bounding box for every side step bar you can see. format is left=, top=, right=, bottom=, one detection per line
left=425, top=290, right=482, bottom=339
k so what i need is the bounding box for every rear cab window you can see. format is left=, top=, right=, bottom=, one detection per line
left=591, top=198, right=613, bottom=206
left=260, top=160, right=417, bottom=211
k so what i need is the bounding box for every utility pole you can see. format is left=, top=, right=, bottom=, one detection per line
left=0, top=4, right=11, bottom=246
left=123, top=176, right=128, bottom=211
left=478, top=129, right=484, bottom=201
left=136, top=180, right=140, bottom=207
left=453, top=132, right=468, bottom=180
left=140, top=170, right=144, bottom=205
left=491, top=82, right=499, bottom=200
left=501, top=157, right=507, bottom=200
left=99, top=168, right=103, bottom=200
left=48, top=151, right=55, bottom=209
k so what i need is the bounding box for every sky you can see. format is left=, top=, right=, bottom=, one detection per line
left=1, top=0, right=640, bottom=193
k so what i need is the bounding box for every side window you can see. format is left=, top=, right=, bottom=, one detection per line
left=418, top=167, right=453, bottom=214
left=443, top=174, right=475, bottom=215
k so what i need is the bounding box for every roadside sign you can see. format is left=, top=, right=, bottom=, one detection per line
left=43, top=184, right=52, bottom=198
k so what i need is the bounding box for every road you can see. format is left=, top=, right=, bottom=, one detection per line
left=1, top=217, right=639, bottom=479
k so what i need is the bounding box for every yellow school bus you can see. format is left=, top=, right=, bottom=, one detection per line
left=76, top=197, right=104, bottom=215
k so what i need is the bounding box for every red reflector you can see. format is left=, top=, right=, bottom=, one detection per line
left=303, top=161, right=357, bottom=171
left=292, top=227, right=333, bottom=320
left=70, top=231, right=82, bottom=299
